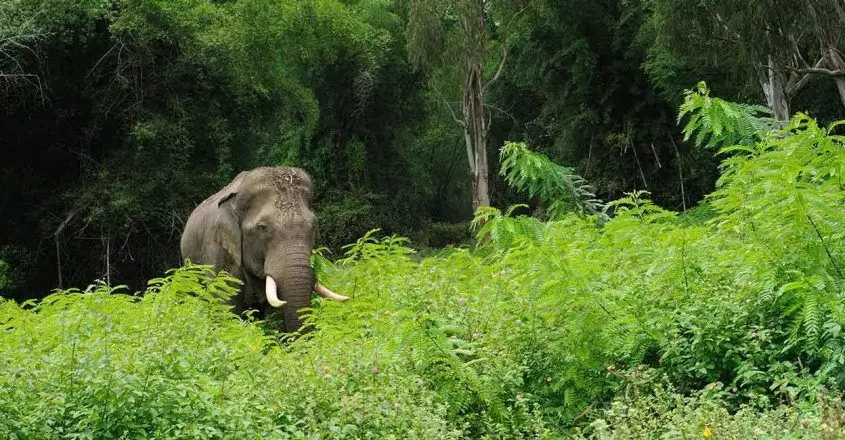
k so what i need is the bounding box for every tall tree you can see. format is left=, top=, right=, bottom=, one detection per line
left=406, top=0, right=531, bottom=211
left=489, top=0, right=720, bottom=211
left=650, top=0, right=845, bottom=121
left=798, top=0, right=845, bottom=107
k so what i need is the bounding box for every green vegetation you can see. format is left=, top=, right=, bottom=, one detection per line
left=3, top=0, right=845, bottom=437
left=4, top=89, right=845, bottom=436
left=6, top=0, right=842, bottom=299
left=0, top=266, right=460, bottom=439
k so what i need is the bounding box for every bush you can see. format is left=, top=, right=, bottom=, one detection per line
left=315, top=110, right=845, bottom=430
left=0, top=265, right=460, bottom=439
left=574, top=370, right=845, bottom=439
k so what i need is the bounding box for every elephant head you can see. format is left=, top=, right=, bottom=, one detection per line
left=181, top=166, right=347, bottom=333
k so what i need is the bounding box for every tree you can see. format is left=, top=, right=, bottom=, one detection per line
left=406, top=0, right=531, bottom=211
left=0, top=0, right=427, bottom=298
left=0, top=3, right=42, bottom=96
left=649, top=0, right=845, bottom=121
left=488, top=0, right=720, bottom=211
left=0, top=0, right=110, bottom=100
left=797, top=0, right=845, bottom=107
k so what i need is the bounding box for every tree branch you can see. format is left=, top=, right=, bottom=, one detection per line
left=786, top=74, right=811, bottom=99
left=87, top=42, right=122, bottom=78
left=481, top=43, right=508, bottom=95
left=797, top=66, right=845, bottom=77
left=785, top=58, right=824, bottom=96
left=483, top=103, right=517, bottom=123
left=480, top=0, right=532, bottom=95
left=431, top=83, right=465, bottom=127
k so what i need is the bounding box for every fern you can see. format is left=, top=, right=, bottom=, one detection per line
left=499, top=141, right=606, bottom=219
left=337, top=228, right=416, bottom=265
left=604, top=190, right=677, bottom=223
left=678, top=81, right=777, bottom=151
left=471, top=204, right=546, bottom=251
left=8, top=111, right=845, bottom=437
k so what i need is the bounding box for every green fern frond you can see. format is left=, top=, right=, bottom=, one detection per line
left=679, top=81, right=776, bottom=152
left=605, top=190, right=676, bottom=223
left=472, top=203, right=546, bottom=250
left=803, top=291, right=821, bottom=345
left=498, top=141, right=606, bottom=220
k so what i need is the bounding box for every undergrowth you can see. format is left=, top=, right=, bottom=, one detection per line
left=3, top=86, right=845, bottom=437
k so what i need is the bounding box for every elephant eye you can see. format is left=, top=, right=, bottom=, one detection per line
left=257, top=223, right=268, bottom=232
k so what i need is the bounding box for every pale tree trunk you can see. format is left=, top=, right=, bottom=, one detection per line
left=463, top=62, right=490, bottom=211
left=796, top=49, right=845, bottom=110
left=760, top=56, right=791, bottom=121
left=831, top=0, right=845, bottom=108
left=800, top=2, right=845, bottom=109
left=826, top=47, right=845, bottom=108
left=423, top=0, right=529, bottom=214
left=472, top=146, right=491, bottom=210
left=834, top=77, right=845, bottom=109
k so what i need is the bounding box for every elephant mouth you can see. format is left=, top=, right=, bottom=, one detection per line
left=264, top=275, right=349, bottom=308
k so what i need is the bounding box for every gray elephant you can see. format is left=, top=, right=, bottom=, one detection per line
left=180, top=166, right=347, bottom=333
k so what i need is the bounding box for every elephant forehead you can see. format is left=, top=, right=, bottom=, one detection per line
left=275, top=197, right=299, bottom=213
left=263, top=169, right=305, bottom=191
left=256, top=170, right=311, bottom=215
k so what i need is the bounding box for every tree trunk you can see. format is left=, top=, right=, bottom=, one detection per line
left=826, top=47, right=845, bottom=109
left=472, top=137, right=490, bottom=210
left=834, top=77, right=845, bottom=109
left=760, top=56, right=791, bottom=121
left=463, top=61, right=491, bottom=212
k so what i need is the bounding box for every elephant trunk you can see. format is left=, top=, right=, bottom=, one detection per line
left=265, top=245, right=315, bottom=333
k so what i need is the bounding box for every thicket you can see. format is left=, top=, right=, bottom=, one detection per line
left=8, top=0, right=844, bottom=302
left=0, top=0, right=437, bottom=298
left=4, top=88, right=845, bottom=437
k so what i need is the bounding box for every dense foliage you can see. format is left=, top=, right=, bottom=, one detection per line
left=2, top=0, right=845, bottom=435
left=1, top=0, right=430, bottom=297
left=3, top=0, right=843, bottom=301
left=4, top=91, right=845, bottom=436
left=0, top=266, right=461, bottom=439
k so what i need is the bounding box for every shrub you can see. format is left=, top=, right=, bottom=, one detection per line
left=0, top=265, right=460, bottom=439
left=574, top=370, right=844, bottom=439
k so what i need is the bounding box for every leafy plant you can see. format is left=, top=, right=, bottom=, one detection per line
left=604, top=190, right=677, bottom=223
left=499, top=141, right=606, bottom=219
left=0, top=264, right=461, bottom=439
left=577, top=369, right=840, bottom=439
left=678, top=81, right=778, bottom=151
left=470, top=204, right=547, bottom=250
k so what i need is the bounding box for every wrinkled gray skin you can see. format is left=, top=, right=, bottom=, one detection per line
left=181, top=167, right=317, bottom=333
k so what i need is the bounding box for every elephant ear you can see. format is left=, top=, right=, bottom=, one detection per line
left=211, top=173, right=247, bottom=276
left=217, top=191, right=237, bottom=208
left=217, top=171, right=248, bottom=209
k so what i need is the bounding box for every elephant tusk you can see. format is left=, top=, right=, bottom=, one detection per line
left=265, top=276, right=287, bottom=308
left=314, top=282, right=349, bottom=302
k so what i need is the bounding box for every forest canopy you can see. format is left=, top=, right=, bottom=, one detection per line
left=1, top=0, right=843, bottom=298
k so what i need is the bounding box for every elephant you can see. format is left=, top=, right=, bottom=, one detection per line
left=180, top=166, right=348, bottom=333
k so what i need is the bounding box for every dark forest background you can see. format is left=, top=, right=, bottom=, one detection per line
left=2, top=0, right=843, bottom=300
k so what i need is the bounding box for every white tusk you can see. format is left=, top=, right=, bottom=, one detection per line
left=314, top=282, right=349, bottom=302
left=265, top=276, right=287, bottom=308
